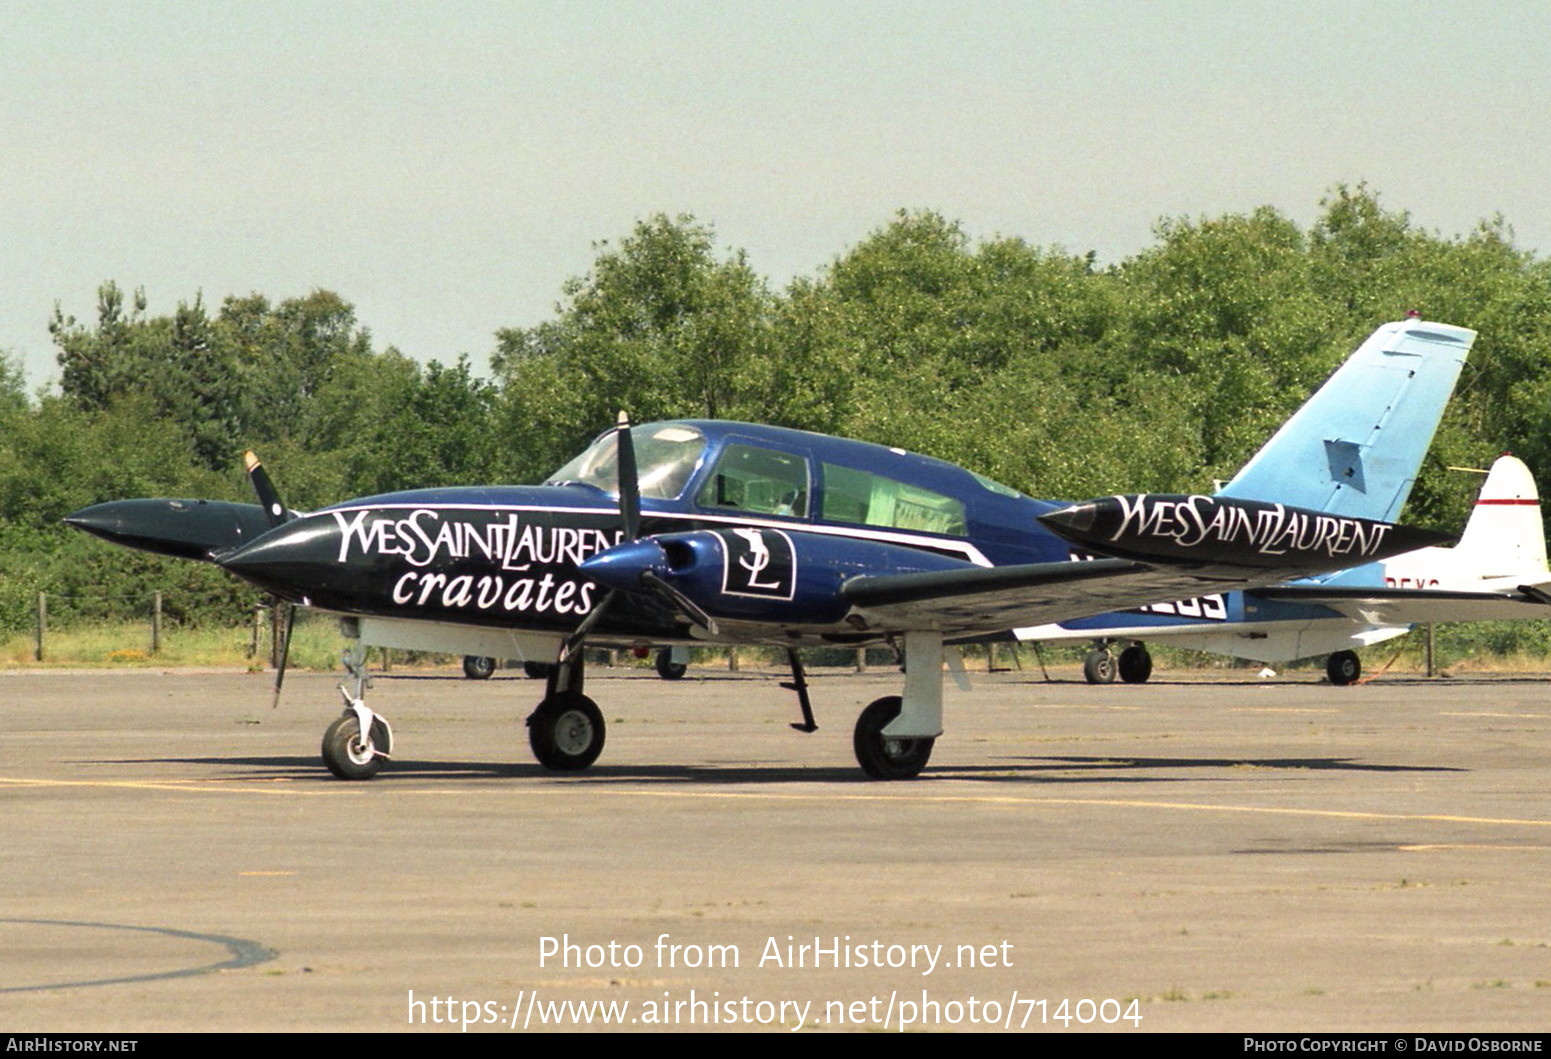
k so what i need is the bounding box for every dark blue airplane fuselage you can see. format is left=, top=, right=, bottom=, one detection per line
left=213, top=421, right=1074, bottom=640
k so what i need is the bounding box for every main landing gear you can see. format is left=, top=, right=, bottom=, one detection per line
left=525, top=652, right=606, bottom=771
left=853, top=696, right=935, bottom=780
left=655, top=647, right=687, bottom=680
left=527, top=691, right=605, bottom=770
left=1083, top=643, right=1153, bottom=684
left=1326, top=650, right=1361, bottom=686
left=518, top=637, right=943, bottom=780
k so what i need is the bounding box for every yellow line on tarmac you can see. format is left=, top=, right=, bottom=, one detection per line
left=5, top=775, right=1550, bottom=830
left=578, top=788, right=1551, bottom=829
left=0, top=776, right=346, bottom=796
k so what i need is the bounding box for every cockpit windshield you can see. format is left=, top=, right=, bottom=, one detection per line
left=545, top=423, right=708, bottom=500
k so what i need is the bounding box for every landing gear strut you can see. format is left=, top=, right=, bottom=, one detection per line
left=320, top=642, right=393, bottom=780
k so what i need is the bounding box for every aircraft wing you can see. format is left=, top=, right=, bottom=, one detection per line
left=842, top=559, right=1273, bottom=635
left=1249, top=583, right=1551, bottom=625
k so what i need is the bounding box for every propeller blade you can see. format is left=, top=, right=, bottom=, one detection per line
left=271, top=601, right=295, bottom=710
left=553, top=413, right=641, bottom=669
left=615, top=411, right=640, bottom=541
left=557, top=588, right=619, bottom=667
left=244, top=451, right=292, bottom=529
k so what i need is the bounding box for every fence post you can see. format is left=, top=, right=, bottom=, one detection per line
left=150, top=592, right=162, bottom=655
left=34, top=593, right=46, bottom=662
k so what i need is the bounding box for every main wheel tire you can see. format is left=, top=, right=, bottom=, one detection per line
left=463, top=655, right=497, bottom=680
left=321, top=713, right=389, bottom=780
left=1118, top=644, right=1153, bottom=684
left=1326, top=650, right=1361, bottom=686
left=1083, top=649, right=1117, bottom=684
left=527, top=693, right=606, bottom=771
left=853, top=695, right=934, bottom=780
left=655, top=648, right=687, bottom=680
left=523, top=661, right=553, bottom=680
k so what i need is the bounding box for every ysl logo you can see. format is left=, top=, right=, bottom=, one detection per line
left=732, top=528, right=782, bottom=590
left=720, top=527, right=796, bottom=600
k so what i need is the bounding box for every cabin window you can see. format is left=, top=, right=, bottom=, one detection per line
left=820, top=463, right=967, bottom=536
left=546, top=424, right=706, bottom=500
left=697, top=444, right=810, bottom=517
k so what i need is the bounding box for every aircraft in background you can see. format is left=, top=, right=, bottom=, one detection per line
left=460, top=645, right=686, bottom=681
left=1021, top=452, right=1548, bottom=686
left=67, top=318, right=1470, bottom=780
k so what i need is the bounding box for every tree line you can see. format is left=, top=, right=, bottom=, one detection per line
left=4, top=184, right=1550, bottom=633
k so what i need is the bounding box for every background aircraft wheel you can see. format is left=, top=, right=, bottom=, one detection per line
left=463, top=655, right=496, bottom=680
left=321, top=714, right=389, bottom=780
left=1326, top=650, right=1361, bottom=686
left=528, top=693, right=606, bottom=771
left=1118, top=645, right=1153, bottom=684
left=1083, top=649, right=1117, bottom=684
left=655, top=648, right=687, bottom=680
left=523, top=661, right=553, bottom=680
left=853, top=696, right=933, bottom=780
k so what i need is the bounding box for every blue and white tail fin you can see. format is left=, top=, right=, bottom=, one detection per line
left=1216, top=319, right=1476, bottom=522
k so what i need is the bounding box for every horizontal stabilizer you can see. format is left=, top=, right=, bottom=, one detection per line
left=1251, top=583, right=1551, bottom=624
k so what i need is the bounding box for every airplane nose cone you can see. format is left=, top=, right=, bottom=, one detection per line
left=217, top=517, right=343, bottom=601
left=577, top=539, right=669, bottom=592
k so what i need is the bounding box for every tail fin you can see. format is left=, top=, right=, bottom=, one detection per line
left=1454, top=455, right=1548, bottom=578
left=1217, top=319, right=1475, bottom=521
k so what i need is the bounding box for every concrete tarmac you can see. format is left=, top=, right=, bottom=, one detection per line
left=2, top=664, right=1549, bottom=1033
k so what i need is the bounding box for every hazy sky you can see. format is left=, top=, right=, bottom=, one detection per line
left=4, top=1, right=1548, bottom=388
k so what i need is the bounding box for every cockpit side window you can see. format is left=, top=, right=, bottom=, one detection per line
left=820, top=463, right=967, bottom=536
left=696, top=443, right=810, bottom=517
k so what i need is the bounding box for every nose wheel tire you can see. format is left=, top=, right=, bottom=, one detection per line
left=528, top=693, right=606, bottom=771
left=853, top=696, right=933, bottom=780
left=321, top=714, right=390, bottom=780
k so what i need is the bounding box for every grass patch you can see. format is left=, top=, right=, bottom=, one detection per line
left=3, top=613, right=361, bottom=670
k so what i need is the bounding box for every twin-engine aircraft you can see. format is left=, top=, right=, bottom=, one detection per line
left=68, top=318, right=1473, bottom=780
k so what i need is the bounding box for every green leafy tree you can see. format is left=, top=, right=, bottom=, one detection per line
left=492, top=214, right=776, bottom=478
